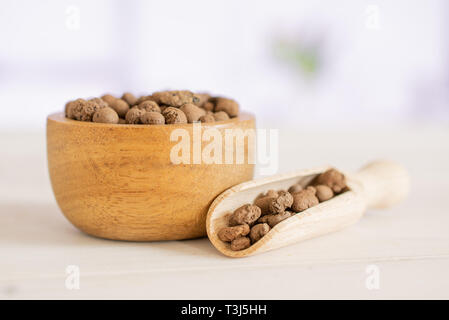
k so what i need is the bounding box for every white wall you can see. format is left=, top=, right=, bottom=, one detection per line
left=0, top=0, right=447, bottom=129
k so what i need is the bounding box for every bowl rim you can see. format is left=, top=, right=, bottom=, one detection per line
left=47, top=112, right=255, bottom=129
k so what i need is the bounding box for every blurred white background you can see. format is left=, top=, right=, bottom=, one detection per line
left=0, top=0, right=448, bottom=129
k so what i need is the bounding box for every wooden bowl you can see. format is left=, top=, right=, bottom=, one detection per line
left=47, top=112, right=255, bottom=241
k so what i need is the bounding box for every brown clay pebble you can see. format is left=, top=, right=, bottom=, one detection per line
left=92, top=107, right=119, bottom=124
left=162, top=107, right=187, bottom=124
left=89, top=97, right=109, bottom=108
left=266, top=211, right=293, bottom=227
left=202, top=101, right=215, bottom=112
left=269, top=190, right=293, bottom=214
left=306, top=185, right=317, bottom=194
left=288, top=183, right=303, bottom=194
left=118, top=118, right=127, bottom=124
left=65, top=99, right=79, bottom=119
left=193, top=93, right=210, bottom=107
left=109, top=98, right=130, bottom=118
left=257, top=211, right=292, bottom=226
left=255, top=190, right=292, bottom=215
left=256, top=215, right=270, bottom=224
left=229, top=204, right=262, bottom=226
left=213, top=111, right=230, bottom=121
left=249, top=223, right=270, bottom=243
left=72, top=99, right=104, bottom=121
left=67, top=99, right=86, bottom=120
left=121, top=92, right=137, bottom=106
left=230, top=237, right=251, bottom=251
left=314, top=168, right=347, bottom=193
left=180, top=103, right=206, bottom=123
left=152, top=90, right=197, bottom=107
left=64, top=102, right=72, bottom=118
left=141, top=111, right=165, bottom=125
left=255, top=189, right=279, bottom=201
left=137, top=100, right=161, bottom=113
left=315, top=184, right=334, bottom=202
left=199, top=113, right=215, bottom=123
left=217, top=224, right=250, bottom=242
left=214, top=97, right=239, bottom=117
left=265, top=190, right=279, bottom=198
left=291, top=188, right=319, bottom=212
left=254, top=194, right=278, bottom=215
left=101, top=94, right=116, bottom=106
left=125, top=107, right=145, bottom=124
left=135, top=95, right=156, bottom=105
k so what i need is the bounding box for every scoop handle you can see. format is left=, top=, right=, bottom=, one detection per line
left=351, top=160, right=410, bottom=209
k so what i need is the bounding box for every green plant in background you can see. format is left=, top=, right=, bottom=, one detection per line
left=273, top=37, right=322, bottom=79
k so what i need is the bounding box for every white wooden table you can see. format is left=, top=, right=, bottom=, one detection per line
left=1, top=126, right=448, bottom=299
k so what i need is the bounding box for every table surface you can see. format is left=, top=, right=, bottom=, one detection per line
left=1, top=125, right=448, bottom=299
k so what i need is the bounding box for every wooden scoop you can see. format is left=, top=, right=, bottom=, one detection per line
left=206, top=160, right=410, bottom=258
